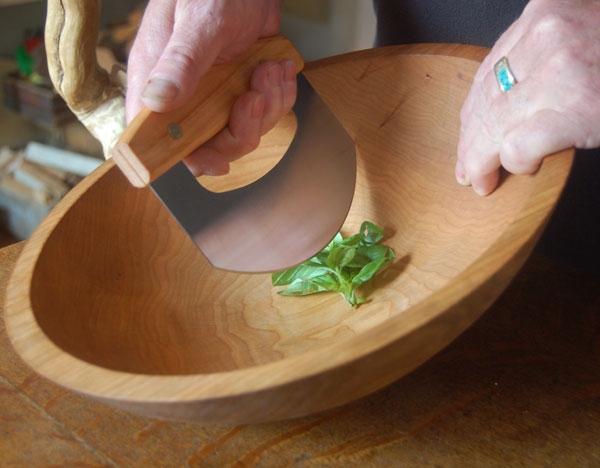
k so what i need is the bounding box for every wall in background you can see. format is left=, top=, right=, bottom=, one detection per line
left=0, top=0, right=377, bottom=62
left=281, top=0, right=377, bottom=61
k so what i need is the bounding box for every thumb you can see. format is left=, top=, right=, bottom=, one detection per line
left=500, top=109, right=575, bottom=175
left=141, top=28, right=223, bottom=113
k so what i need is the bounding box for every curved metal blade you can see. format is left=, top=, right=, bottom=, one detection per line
left=150, top=73, right=356, bottom=273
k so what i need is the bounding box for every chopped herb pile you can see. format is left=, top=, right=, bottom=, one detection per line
left=272, top=221, right=395, bottom=307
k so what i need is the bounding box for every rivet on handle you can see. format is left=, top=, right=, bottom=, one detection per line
left=168, top=123, right=183, bottom=139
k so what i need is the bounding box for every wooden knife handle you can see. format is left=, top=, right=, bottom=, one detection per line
left=111, top=36, right=304, bottom=188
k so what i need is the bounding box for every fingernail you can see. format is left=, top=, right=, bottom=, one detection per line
left=142, top=77, right=179, bottom=102
left=199, top=164, right=230, bottom=176
left=472, top=182, right=490, bottom=197
left=455, top=160, right=470, bottom=186
left=184, top=153, right=230, bottom=177
left=194, top=160, right=230, bottom=176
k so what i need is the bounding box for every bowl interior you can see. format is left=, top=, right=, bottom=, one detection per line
left=26, top=48, right=569, bottom=378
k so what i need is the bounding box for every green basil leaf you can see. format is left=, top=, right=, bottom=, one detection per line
left=272, top=264, right=330, bottom=286
left=326, top=245, right=356, bottom=269
left=311, top=251, right=330, bottom=266
left=277, top=277, right=329, bottom=296
left=311, top=274, right=341, bottom=292
left=273, top=221, right=394, bottom=307
left=360, top=221, right=385, bottom=245
left=357, top=244, right=389, bottom=261
left=339, top=233, right=361, bottom=246
left=324, top=233, right=343, bottom=251
left=351, top=257, right=388, bottom=287
left=345, top=253, right=372, bottom=269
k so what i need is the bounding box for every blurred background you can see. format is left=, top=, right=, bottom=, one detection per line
left=0, top=0, right=376, bottom=244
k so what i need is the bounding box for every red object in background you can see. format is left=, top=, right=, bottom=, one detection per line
left=23, top=36, right=44, bottom=54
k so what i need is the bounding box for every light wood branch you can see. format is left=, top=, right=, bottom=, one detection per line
left=45, top=0, right=126, bottom=157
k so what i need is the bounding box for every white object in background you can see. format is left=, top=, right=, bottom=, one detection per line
left=24, top=142, right=102, bottom=177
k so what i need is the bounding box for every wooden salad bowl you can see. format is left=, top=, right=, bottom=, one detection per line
left=4, top=2, right=573, bottom=424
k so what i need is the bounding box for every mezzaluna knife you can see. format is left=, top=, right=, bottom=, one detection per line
left=111, top=36, right=356, bottom=273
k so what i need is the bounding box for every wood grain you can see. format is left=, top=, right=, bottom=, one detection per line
left=2, top=242, right=599, bottom=466
left=3, top=43, right=575, bottom=424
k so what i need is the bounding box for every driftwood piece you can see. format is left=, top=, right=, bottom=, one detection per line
left=45, top=0, right=126, bottom=157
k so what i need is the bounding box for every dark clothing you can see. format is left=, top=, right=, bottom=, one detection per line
left=373, top=0, right=600, bottom=274
left=373, top=0, right=526, bottom=48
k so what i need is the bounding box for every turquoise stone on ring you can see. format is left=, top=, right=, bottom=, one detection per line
left=494, top=56, right=517, bottom=93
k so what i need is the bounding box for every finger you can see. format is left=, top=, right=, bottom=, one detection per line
left=182, top=60, right=296, bottom=176
left=457, top=77, right=503, bottom=193
left=500, top=109, right=576, bottom=175
left=183, top=90, right=265, bottom=176
left=140, top=3, right=232, bottom=113
left=456, top=121, right=502, bottom=195
left=250, top=60, right=297, bottom=134
left=461, top=136, right=502, bottom=197
left=138, top=1, right=284, bottom=114
left=125, top=1, right=176, bottom=120
left=468, top=166, right=502, bottom=197
left=208, top=90, right=266, bottom=162
left=458, top=55, right=504, bottom=174
left=458, top=48, right=532, bottom=195
left=280, top=60, right=298, bottom=110
left=183, top=147, right=231, bottom=177
left=458, top=105, right=504, bottom=194
left=457, top=114, right=502, bottom=196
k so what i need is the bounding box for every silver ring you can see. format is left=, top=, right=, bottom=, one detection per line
left=494, top=56, right=517, bottom=93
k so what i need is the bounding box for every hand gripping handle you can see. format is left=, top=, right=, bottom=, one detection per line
left=111, top=36, right=304, bottom=188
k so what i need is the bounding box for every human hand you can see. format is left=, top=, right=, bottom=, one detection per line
left=126, top=0, right=297, bottom=176
left=457, top=0, right=600, bottom=195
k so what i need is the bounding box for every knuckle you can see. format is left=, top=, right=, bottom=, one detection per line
left=162, top=44, right=197, bottom=76
left=531, top=10, right=569, bottom=40
left=499, top=139, right=520, bottom=168
left=547, top=46, right=579, bottom=73
left=500, top=139, right=537, bottom=174
left=463, top=158, right=486, bottom=179
left=235, top=134, right=261, bottom=155
left=462, top=149, right=490, bottom=178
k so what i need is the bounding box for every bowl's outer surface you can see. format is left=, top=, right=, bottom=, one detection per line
left=5, top=44, right=574, bottom=424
